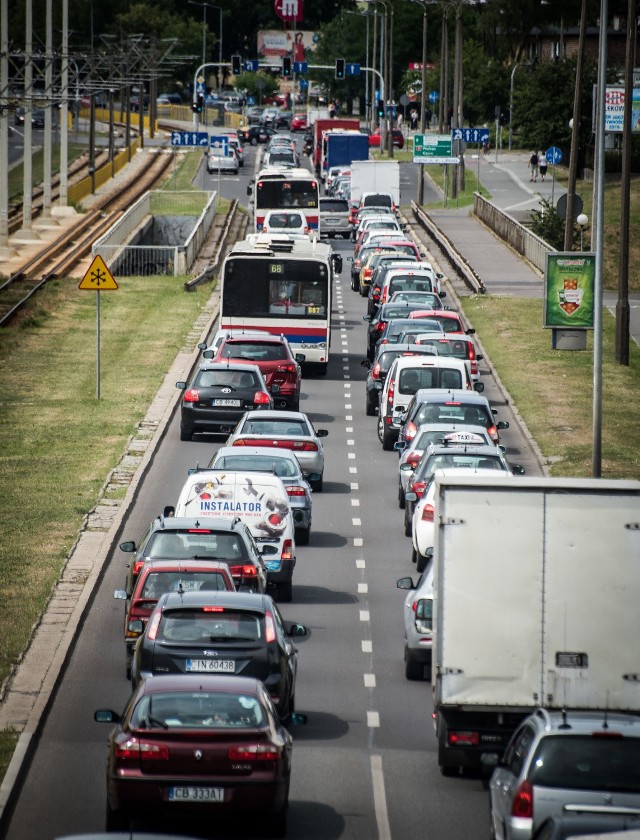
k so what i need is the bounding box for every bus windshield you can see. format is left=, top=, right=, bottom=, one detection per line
left=222, top=257, right=329, bottom=319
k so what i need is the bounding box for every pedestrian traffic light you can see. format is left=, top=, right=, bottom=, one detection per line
left=377, top=100, right=385, bottom=118
left=335, top=58, right=345, bottom=80
left=231, top=54, right=242, bottom=75
left=192, top=94, right=204, bottom=113
left=282, top=56, right=292, bottom=77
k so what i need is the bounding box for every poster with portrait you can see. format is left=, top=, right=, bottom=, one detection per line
left=257, top=30, right=318, bottom=63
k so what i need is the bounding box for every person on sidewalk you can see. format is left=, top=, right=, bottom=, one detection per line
left=538, top=151, right=548, bottom=181
left=529, top=151, right=539, bottom=182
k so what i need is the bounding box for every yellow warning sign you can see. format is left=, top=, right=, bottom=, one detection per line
left=79, top=255, right=118, bottom=290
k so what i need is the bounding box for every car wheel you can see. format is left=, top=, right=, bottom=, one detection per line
left=350, top=275, right=359, bottom=292
left=310, top=475, right=323, bottom=492
left=381, top=426, right=395, bottom=452
left=295, top=526, right=310, bottom=546
left=365, top=394, right=377, bottom=417
left=359, top=284, right=368, bottom=297
left=288, top=397, right=300, bottom=412
left=106, top=801, right=129, bottom=832
left=316, top=363, right=328, bottom=376
left=398, top=485, right=405, bottom=509
left=411, top=545, right=418, bottom=565
left=251, top=137, right=258, bottom=145
left=416, top=551, right=429, bottom=573
left=277, top=580, right=293, bottom=602
left=405, top=649, right=424, bottom=681
left=180, top=425, right=192, bottom=442
left=404, top=510, right=412, bottom=537
left=264, top=803, right=288, bottom=838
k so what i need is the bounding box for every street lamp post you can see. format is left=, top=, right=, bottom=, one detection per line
left=188, top=1, right=223, bottom=89
left=408, top=0, right=432, bottom=204
left=577, top=213, right=588, bottom=250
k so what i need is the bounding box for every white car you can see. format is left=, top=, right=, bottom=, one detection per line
left=396, top=563, right=435, bottom=681
left=207, top=150, right=239, bottom=174
left=226, top=410, right=328, bottom=492
left=261, top=210, right=312, bottom=240
left=411, top=467, right=514, bottom=570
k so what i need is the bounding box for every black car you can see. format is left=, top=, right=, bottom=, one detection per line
left=361, top=344, right=438, bottom=416
left=118, top=515, right=269, bottom=597
left=238, top=125, right=276, bottom=145
left=130, top=590, right=307, bottom=720
left=176, top=362, right=272, bottom=441
left=373, top=317, right=444, bottom=361
left=364, top=302, right=442, bottom=361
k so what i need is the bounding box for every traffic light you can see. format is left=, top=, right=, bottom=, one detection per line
left=231, top=54, right=242, bottom=75
left=335, top=58, right=345, bottom=80
left=282, top=55, right=292, bottom=77
left=377, top=100, right=385, bottom=118
left=192, top=94, right=204, bottom=113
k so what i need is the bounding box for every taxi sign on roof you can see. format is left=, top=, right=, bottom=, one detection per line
left=79, top=255, right=118, bottom=290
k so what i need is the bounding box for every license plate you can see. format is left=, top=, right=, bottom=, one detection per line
left=186, top=659, right=235, bottom=673
left=169, top=787, right=224, bottom=803
left=212, top=399, right=241, bottom=407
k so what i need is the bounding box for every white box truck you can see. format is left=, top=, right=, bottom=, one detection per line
left=350, top=159, right=400, bottom=207
left=431, top=475, right=640, bottom=776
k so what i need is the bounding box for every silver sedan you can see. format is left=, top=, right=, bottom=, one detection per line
left=226, top=410, right=328, bottom=492
left=207, top=151, right=239, bottom=174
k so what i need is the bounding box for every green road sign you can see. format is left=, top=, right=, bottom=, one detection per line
left=413, top=134, right=459, bottom=164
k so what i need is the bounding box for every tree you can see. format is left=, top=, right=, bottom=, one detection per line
left=233, top=71, right=279, bottom=104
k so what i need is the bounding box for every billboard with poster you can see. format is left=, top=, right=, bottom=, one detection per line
left=257, top=30, right=318, bottom=63
left=598, top=86, right=640, bottom=133
left=544, top=252, right=595, bottom=329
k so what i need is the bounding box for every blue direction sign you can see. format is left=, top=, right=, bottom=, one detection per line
left=346, top=63, right=361, bottom=76
left=428, top=90, right=439, bottom=103
left=298, top=78, right=309, bottom=90
left=451, top=127, right=490, bottom=144
left=293, top=61, right=308, bottom=74
left=171, top=131, right=209, bottom=147
left=546, top=146, right=563, bottom=164
left=243, top=60, right=259, bottom=72
left=209, top=135, right=230, bottom=155
left=195, top=82, right=205, bottom=95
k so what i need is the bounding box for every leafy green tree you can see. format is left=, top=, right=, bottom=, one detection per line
left=530, top=197, right=566, bottom=249
left=232, top=71, right=279, bottom=104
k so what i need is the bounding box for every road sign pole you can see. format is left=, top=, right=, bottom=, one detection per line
left=96, top=290, right=101, bottom=400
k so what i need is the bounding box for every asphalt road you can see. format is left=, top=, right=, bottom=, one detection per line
left=1, top=135, right=546, bottom=840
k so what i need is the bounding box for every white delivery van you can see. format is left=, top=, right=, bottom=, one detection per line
left=167, top=470, right=296, bottom=602
left=378, top=356, right=472, bottom=449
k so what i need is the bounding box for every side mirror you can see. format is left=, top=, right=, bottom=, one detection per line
left=176, top=381, right=187, bottom=390
left=361, top=359, right=371, bottom=369
left=474, top=382, right=485, bottom=393
left=512, top=465, right=526, bottom=475
left=128, top=619, right=144, bottom=635
left=289, top=712, right=308, bottom=726
left=400, top=463, right=415, bottom=472
left=440, top=290, right=446, bottom=298
left=363, top=315, right=371, bottom=322
left=94, top=710, right=121, bottom=724
left=393, top=441, right=407, bottom=451
left=476, top=354, right=484, bottom=361
left=295, top=353, right=306, bottom=362
left=497, top=420, right=510, bottom=430
left=466, top=328, right=476, bottom=335
left=288, top=623, right=308, bottom=637
left=202, top=349, right=215, bottom=359
left=396, top=576, right=416, bottom=590
left=437, top=273, right=444, bottom=279
left=114, top=590, right=128, bottom=600
left=163, top=505, right=175, bottom=517
left=316, top=429, right=329, bottom=438
left=119, top=541, right=136, bottom=553
left=405, top=491, right=418, bottom=502
left=197, top=342, right=207, bottom=350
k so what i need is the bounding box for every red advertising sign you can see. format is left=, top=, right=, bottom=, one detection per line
left=274, top=0, right=303, bottom=22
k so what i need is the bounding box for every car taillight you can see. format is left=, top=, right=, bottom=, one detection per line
left=421, top=503, right=435, bottom=522
left=115, top=738, right=170, bottom=761
left=511, top=781, right=533, bottom=819
left=301, top=441, right=318, bottom=451
left=373, top=289, right=381, bottom=300
left=147, top=612, right=161, bottom=641
left=265, top=610, right=277, bottom=643
left=448, top=730, right=480, bottom=747
left=387, top=381, right=395, bottom=405
left=487, top=425, right=498, bottom=441
left=262, top=225, right=269, bottom=233
left=281, top=539, right=293, bottom=561
left=286, top=485, right=307, bottom=497
left=407, top=453, right=421, bottom=468
left=371, top=362, right=381, bottom=380
left=275, top=364, right=298, bottom=378
left=230, top=564, right=258, bottom=581
left=411, top=481, right=426, bottom=498
left=228, top=744, right=281, bottom=761
left=232, top=439, right=248, bottom=446
left=132, top=559, right=145, bottom=577
left=405, top=422, right=418, bottom=441
left=376, top=321, right=386, bottom=332
left=363, top=267, right=373, bottom=279
left=253, top=391, right=271, bottom=405
left=470, top=360, right=478, bottom=375
left=182, top=388, right=199, bottom=403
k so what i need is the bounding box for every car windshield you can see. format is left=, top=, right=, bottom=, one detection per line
left=415, top=403, right=490, bottom=427
left=221, top=342, right=288, bottom=361
left=130, top=690, right=266, bottom=729
left=144, top=531, right=247, bottom=561
left=241, top=418, right=309, bottom=436
left=140, top=571, right=230, bottom=598
left=398, top=367, right=463, bottom=393
left=159, top=609, right=262, bottom=643
left=529, top=735, right=640, bottom=793
left=214, top=455, right=298, bottom=477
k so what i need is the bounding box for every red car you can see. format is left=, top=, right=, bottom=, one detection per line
left=209, top=336, right=303, bottom=411
left=368, top=128, right=405, bottom=149
left=114, top=559, right=236, bottom=679
left=290, top=113, right=307, bottom=131
left=408, top=309, right=475, bottom=335
left=96, top=674, right=305, bottom=835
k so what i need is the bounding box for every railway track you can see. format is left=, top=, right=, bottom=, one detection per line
left=0, top=151, right=173, bottom=326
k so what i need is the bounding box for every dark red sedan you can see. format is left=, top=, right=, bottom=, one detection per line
left=368, top=128, right=405, bottom=149
left=96, top=674, right=305, bottom=836
left=290, top=113, right=307, bottom=131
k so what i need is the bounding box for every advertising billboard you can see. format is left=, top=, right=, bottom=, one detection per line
left=257, top=30, right=318, bottom=63
left=544, top=252, right=595, bottom=329
left=601, top=86, right=640, bottom=133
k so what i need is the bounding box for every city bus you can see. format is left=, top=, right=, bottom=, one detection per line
left=248, top=167, right=320, bottom=233
left=220, top=234, right=342, bottom=374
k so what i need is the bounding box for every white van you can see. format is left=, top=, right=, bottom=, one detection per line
left=167, top=470, right=296, bottom=602
left=378, top=356, right=472, bottom=450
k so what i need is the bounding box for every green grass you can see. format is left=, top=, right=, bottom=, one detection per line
left=460, top=296, right=640, bottom=479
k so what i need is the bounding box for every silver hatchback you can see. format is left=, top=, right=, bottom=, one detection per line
left=490, top=708, right=640, bottom=840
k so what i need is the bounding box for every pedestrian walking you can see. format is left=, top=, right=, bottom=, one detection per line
left=410, top=108, right=418, bottom=131
left=529, top=151, right=539, bottom=182
left=538, top=150, right=548, bottom=181
left=424, top=107, right=432, bottom=130
left=397, top=112, right=403, bottom=130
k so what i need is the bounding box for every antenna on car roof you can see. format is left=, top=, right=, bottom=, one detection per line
left=558, top=708, right=571, bottom=730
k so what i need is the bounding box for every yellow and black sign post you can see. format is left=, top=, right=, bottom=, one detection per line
left=79, top=255, right=118, bottom=399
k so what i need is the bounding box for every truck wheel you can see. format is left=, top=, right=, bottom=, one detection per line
left=405, top=650, right=424, bottom=681
left=295, top=526, right=310, bottom=546
left=438, top=744, right=457, bottom=777
left=316, top=363, right=328, bottom=376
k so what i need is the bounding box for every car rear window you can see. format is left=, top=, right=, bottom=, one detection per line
left=159, top=609, right=263, bottom=643
left=432, top=339, right=471, bottom=359
left=242, top=419, right=308, bottom=436
left=389, top=277, right=435, bottom=295
left=529, top=735, right=640, bottom=792
left=141, top=571, right=231, bottom=598
left=221, top=341, right=287, bottom=361
left=424, top=453, right=506, bottom=474
left=145, top=531, right=247, bottom=561
left=265, top=213, right=305, bottom=228
left=415, top=403, right=491, bottom=427
left=196, top=369, right=257, bottom=388
left=215, top=455, right=298, bottom=477
left=399, top=367, right=462, bottom=394
left=321, top=200, right=349, bottom=212
left=363, top=194, right=393, bottom=208
left=130, top=690, right=266, bottom=729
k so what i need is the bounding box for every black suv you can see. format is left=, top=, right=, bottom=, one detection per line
left=119, top=515, right=269, bottom=596
left=130, top=590, right=307, bottom=720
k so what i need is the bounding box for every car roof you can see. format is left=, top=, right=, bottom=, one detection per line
left=138, top=673, right=264, bottom=696
left=137, top=559, right=235, bottom=575
left=150, top=516, right=242, bottom=531
left=413, top=388, right=489, bottom=405
left=241, top=409, right=308, bottom=421
left=213, top=445, right=300, bottom=462
left=196, top=362, right=263, bottom=374
left=159, top=589, right=272, bottom=611
left=530, top=708, right=640, bottom=734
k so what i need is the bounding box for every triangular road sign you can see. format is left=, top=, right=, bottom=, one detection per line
left=79, top=255, right=118, bottom=290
